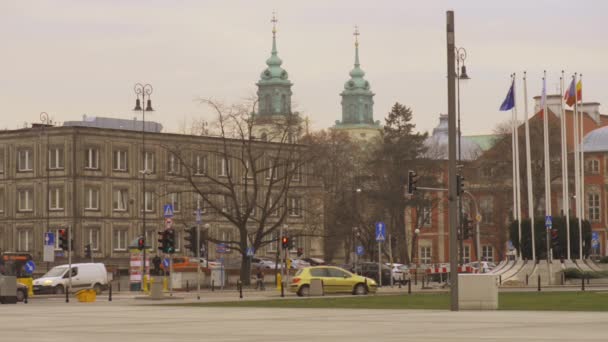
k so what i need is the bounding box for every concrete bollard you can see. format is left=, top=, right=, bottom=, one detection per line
left=280, top=281, right=285, bottom=298
left=109, top=283, right=112, bottom=302
left=211, top=280, right=215, bottom=292
left=537, top=274, right=541, bottom=292
left=526, top=274, right=529, bottom=285
left=408, top=280, right=411, bottom=295
left=238, top=281, right=243, bottom=299
left=561, top=272, right=565, bottom=285
left=66, top=287, right=69, bottom=303
left=582, top=276, right=585, bottom=291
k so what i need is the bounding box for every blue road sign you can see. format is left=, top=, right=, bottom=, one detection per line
left=375, top=222, right=386, bottom=242
left=356, top=245, right=364, bottom=256
left=545, top=215, right=552, bottom=229
left=44, top=232, right=55, bottom=246
left=592, top=232, right=600, bottom=248
left=163, top=204, right=174, bottom=218
left=246, top=247, right=255, bottom=257
left=507, top=240, right=515, bottom=251
left=162, top=258, right=170, bottom=268
left=195, top=208, right=202, bottom=224
left=24, top=260, right=36, bottom=274
left=217, top=243, right=227, bottom=254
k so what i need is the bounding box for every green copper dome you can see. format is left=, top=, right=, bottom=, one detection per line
left=258, top=26, right=291, bottom=87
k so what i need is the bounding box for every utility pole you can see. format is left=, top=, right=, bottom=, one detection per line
left=446, top=10, right=459, bottom=311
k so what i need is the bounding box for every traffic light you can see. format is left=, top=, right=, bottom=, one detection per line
left=281, top=236, right=289, bottom=249
left=184, top=227, right=199, bottom=255
left=165, top=228, right=176, bottom=254
left=456, top=174, right=465, bottom=196
left=551, top=228, right=559, bottom=247
left=462, top=214, right=473, bottom=239
left=407, top=170, right=417, bottom=195
left=59, top=229, right=69, bottom=251
left=157, top=230, right=167, bottom=253
left=84, top=244, right=92, bottom=259
left=137, top=236, right=145, bottom=250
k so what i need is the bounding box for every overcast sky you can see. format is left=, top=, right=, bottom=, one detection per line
left=1, top=0, right=607, bottom=136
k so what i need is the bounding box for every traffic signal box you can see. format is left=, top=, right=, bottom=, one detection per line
left=407, top=170, right=417, bottom=195
left=165, top=229, right=176, bottom=254
left=456, top=174, right=465, bottom=196
left=281, top=236, right=289, bottom=249
left=59, top=229, right=69, bottom=251
left=184, top=227, right=199, bottom=255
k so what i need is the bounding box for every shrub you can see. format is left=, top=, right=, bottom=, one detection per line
left=563, top=267, right=608, bottom=279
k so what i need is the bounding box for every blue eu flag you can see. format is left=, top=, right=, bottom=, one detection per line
left=499, top=80, right=515, bottom=111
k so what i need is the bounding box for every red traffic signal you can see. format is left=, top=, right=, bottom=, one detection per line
left=137, top=237, right=145, bottom=250
left=59, top=229, right=69, bottom=251
left=281, top=236, right=289, bottom=249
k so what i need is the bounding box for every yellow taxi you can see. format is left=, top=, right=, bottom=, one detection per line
left=289, top=266, right=377, bottom=296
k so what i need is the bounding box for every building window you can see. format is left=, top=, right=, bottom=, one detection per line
left=17, top=229, right=32, bottom=252
left=291, top=162, right=301, bottom=182
left=113, top=188, right=128, bottom=211
left=113, top=150, right=128, bottom=171
left=0, top=188, right=4, bottom=213
left=480, top=197, right=494, bottom=225
left=219, top=230, right=232, bottom=252
left=87, top=228, right=100, bottom=251
left=588, top=193, right=600, bottom=222
left=195, top=193, right=206, bottom=213
left=268, top=197, right=280, bottom=217
left=421, top=207, right=432, bottom=227
left=169, top=192, right=181, bottom=212
left=145, top=230, right=156, bottom=250
left=288, top=197, right=302, bottom=217
left=463, top=245, right=471, bottom=264
left=588, top=159, right=600, bottom=174
left=113, top=229, right=128, bottom=251
left=49, top=187, right=64, bottom=210
left=195, top=155, right=207, bottom=175
left=17, top=189, right=33, bottom=212
left=142, top=151, right=155, bottom=173
left=85, top=187, right=99, bottom=210
left=219, top=157, right=231, bottom=177
left=49, top=147, right=64, bottom=170
left=420, top=246, right=431, bottom=264
left=17, top=148, right=33, bottom=172
left=167, top=153, right=181, bottom=175
left=266, top=157, right=278, bottom=180
left=84, top=147, right=99, bottom=169
left=143, top=191, right=154, bottom=212
left=0, top=149, right=4, bottom=173
left=482, top=245, right=494, bottom=262
left=222, top=195, right=233, bottom=213
left=267, top=231, right=278, bottom=252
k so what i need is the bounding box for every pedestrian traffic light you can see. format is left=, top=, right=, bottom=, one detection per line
left=84, top=244, right=92, bottom=259
left=137, top=236, right=145, bottom=250
left=59, top=229, right=69, bottom=251
left=281, top=236, right=289, bottom=249
left=165, top=228, right=176, bottom=254
left=551, top=228, right=559, bottom=247
left=407, top=170, right=417, bottom=195
left=184, top=226, right=199, bottom=255
left=157, top=230, right=166, bottom=253
left=456, top=174, right=465, bottom=196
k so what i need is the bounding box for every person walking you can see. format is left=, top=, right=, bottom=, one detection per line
left=255, top=268, right=265, bottom=290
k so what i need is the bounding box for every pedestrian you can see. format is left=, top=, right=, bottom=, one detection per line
left=256, top=268, right=265, bottom=290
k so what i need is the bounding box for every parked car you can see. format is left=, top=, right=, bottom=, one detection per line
left=359, top=262, right=392, bottom=286
left=385, top=263, right=411, bottom=284
left=301, top=257, right=326, bottom=266
left=33, top=263, right=108, bottom=295
left=289, top=266, right=377, bottom=296
left=290, top=258, right=311, bottom=269
left=466, top=261, right=496, bottom=273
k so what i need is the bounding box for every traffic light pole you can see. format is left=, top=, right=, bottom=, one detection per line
left=196, top=223, right=201, bottom=300
left=68, top=225, right=72, bottom=302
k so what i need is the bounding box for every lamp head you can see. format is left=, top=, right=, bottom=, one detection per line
left=459, top=65, right=470, bottom=80
left=133, top=98, right=142, bottom=111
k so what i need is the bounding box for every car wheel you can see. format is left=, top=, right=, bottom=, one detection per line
left=354, top=283, right=367, bottom=295
left=16, top=289, right=26, bottom=302
left=54, top=285, right=65, bottom=295
left=297, top=285, right=310, bottom=297
left=93, top=283, right=103, bottom=295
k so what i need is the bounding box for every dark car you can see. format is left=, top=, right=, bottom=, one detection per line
left=359, top=262, right=392, bottom=286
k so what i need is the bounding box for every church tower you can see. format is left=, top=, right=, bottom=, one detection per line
left=334, top=27, right=381, bottom=141
left=253, top=13, right=300, bottom=142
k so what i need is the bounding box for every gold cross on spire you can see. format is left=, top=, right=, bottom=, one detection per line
left=354, top=25, right=360, bottom=47
left=271, top=11, right=278, bottom=35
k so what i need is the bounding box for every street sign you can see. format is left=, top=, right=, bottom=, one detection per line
left=163, top=204, right=174, bottom=218
left=164, top=218, right=173, bottom=229
left=375, top=222, right=386, bottom=242
left=545, top=215, right=552, bottom=229
left=246, top=247, right=255, bottom=257
left=162, top=258, right=170, bottom=268
left=592, top=232, right=600, bottom=249
left=44, top=232, right=55, bottom=246
left=216, top=243, right=227, bottom=254
left=43, top=232, right=55, bottom=262
left=507, top=240, right=515, bottom=251
left=195, top=208, right=202, bottom=225
left=24, top=260, right=36, bottom=274
left=356, top=245, right=364, bottom=256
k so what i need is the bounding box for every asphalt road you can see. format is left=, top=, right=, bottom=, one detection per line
left=2, top=303, right=607, bottom=342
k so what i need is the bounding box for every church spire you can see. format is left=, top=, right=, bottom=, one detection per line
left=354, top=25, right=360, bottom=67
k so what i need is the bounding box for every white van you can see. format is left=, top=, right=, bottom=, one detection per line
left=33, top=263, right=108, bottom=295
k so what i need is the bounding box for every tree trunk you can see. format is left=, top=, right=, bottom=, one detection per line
left=240, top=253, right=251, bottom=285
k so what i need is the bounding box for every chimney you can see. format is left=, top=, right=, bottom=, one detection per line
left=580, top=102, right=601, bottom=124
left=533, top=95, right=562, bottom=116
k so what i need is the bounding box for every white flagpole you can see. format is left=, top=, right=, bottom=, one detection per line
left=572, top=73, right=582, bottom=259
left=513, top=73, right=523, bottom=260
left=542, top=72, right=552, bottom=262
left=578, top=74, right=584, bottom=259
left=523, top=72, right=536, bottom=261
left=560, top=72, right=571, bottom=260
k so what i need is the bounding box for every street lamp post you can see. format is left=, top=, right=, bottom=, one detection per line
left=412, top=228, right=420, bottom=285
left=40, top=112, right=52, bottom=267
left=133, top=83, right=154, bottom=292
left=455, top=47, right=469, bottom=265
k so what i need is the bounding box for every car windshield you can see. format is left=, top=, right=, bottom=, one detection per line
left=42, top=266, right=67, bottom=278
left=295, top=269, right=303, bottom=276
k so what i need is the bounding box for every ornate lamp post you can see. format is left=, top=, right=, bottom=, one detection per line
left=455, top=47, right=469, bottom=264
left=412, top=228, right=420, bottom=285
left=133, top=83, right=154, bottom=291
